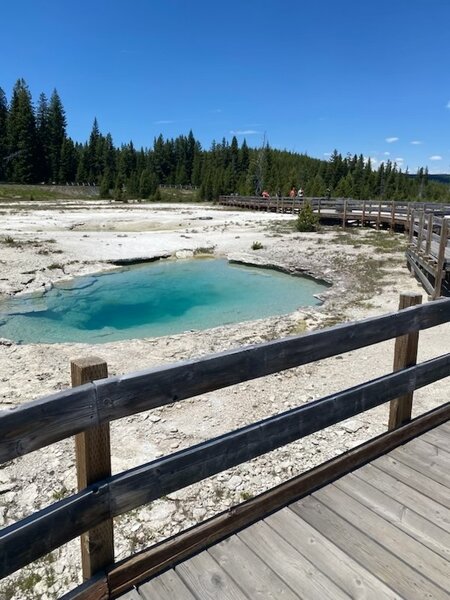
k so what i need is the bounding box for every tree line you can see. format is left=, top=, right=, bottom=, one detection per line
left=0, top=78, right=449, bottom=202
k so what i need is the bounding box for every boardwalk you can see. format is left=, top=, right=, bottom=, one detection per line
left=124, top=423, right=450, bottom=600
left=220, top=195, right=450, bottom=297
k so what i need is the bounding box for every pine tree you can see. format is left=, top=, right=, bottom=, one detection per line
left=6, top=79, right=37, bottom=183
left=35, top=92, right=51, bottom=182
left=47, top=89, right=66, bottom=183
left=0, top=87, right=8, bottom=181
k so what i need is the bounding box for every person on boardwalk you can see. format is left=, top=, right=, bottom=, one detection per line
left=289, top=187, right=297, bottom=198
left=262, top=190, right=270, bottom=199
left=298, top=187, right=304, bottom=199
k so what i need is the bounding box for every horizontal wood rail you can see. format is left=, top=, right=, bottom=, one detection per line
left=1, top=295, right=450, bottom=592
left=1, top=353, right=449, bottom=578
left=1, top=298, right=450, bottom=465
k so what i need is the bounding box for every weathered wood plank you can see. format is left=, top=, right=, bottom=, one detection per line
left=373, top=453, right=450, bottom=509
left=108, top=359, right=450, bottom=517
left=334, top=472, right=450, bottom=559
left=175, top=551, right=246, bottom=599
left=421, top=427, right=450, bottom=451
left=0, top=485, right=109, bottom=579
left=265, top=508, right=402, bottom=599
left=72, top=357, right=114, bottom=581
left=290, top=496, right=449, bottom=599
left=238, top=521, right=349, bottom=599
left=314, top=484, right=450, bottom=588
left=107, top=403, right=449, bottom=596
left=138, top=570, right=196, bottom=600
left=390, top=444, right=450, bottom=485
left=0, top=384, right=97, bottom=463
left=208, top=535, right=300, bottom=600
left=354, top=463, right=450, bottom=532
left=388, top=292, right=422, bottom=430
left=117, top=590, right=141, bottom=600
left=94, top=299, right=450, bottom=424
left=409, top=437, right=450, bottom=461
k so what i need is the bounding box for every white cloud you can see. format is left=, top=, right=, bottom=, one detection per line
left=229, top=129, right=261, bottom=135
left=323, top=152, right=331, bottom=157
left=446, top=101, right=450, bottom=109
left=395, top=157, right=404, bottom=162
left=384, top=151, right=391, bottom=156
left=385, top=137, right=399, bottom=143
left=154, top=120, right=175, bottom=124
left=410, top=140, right=422, bottom=145
left=429, top=155, right=442, bottom=160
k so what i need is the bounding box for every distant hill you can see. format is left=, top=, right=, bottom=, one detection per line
left=409, top=173, right=450, bottom=185
left=428, top=174, right=450, bottom=185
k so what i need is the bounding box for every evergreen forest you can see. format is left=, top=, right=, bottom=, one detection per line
left=1, top=79, right=449, bottom=202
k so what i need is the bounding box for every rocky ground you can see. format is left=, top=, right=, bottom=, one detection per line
left=0, top=201, right=448, bottom=599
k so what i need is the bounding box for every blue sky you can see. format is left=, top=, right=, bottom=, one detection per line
left=2, top=0, right=450, bottom=173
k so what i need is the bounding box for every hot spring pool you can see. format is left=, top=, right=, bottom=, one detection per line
left=0, top=259, right=328, bottom=344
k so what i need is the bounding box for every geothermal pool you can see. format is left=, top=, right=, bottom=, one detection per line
left=0, top=259, right=328, bottom=344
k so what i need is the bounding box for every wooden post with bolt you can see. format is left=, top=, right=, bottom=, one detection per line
left=388, top=293, right=423, bottom=430
left=71, top=356, right=114, bottom=580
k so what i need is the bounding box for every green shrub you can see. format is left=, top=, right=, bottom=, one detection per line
left=295, top=201, right=319, bottom=232
left=251, top=241, right=264, bottom=250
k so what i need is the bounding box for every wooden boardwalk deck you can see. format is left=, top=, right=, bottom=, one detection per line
left=123, top=422, right=450, bottom=600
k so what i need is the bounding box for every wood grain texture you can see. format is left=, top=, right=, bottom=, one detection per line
left=333, top=472, right=450, bottom=559
left=72, top=357, right=114, bottom=581
left=175, top=551, right=247, bottom=599
left=314, top=483, right=450, bottom=589
left=138, top=570, right=196, bottom=600
left=373, top=452, right=450, bottom=509
left=265, top=508, right=402, bottom=599
left=208, top=535, right=300, bottom=600
left=291, top=496, right=449, bottom=600
left=354, top=462, right=450, bottom=532
left=0, top=484, right=109, bottom=579
left=237, top=520, right=350, bottom=599
left=388, top=292, right=422, bottom=430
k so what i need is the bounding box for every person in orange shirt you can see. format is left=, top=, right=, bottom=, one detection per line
left=289, top=187, right=297, bottom=198
left=262, top=190, right=270, bottom=199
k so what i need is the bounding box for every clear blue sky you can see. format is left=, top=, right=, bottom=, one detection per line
left=2, top=0, right=450, bottom=173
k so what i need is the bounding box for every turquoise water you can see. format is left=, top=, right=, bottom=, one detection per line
left=0, top=259, right=327, bottom=344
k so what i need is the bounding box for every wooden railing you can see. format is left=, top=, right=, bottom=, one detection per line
left=219, top=195, right=450, bottom=227
left=1, top=294, right=450, bottom=597
left=407, top=211, right=450, bottom=299
left=220, top=196, right=450, bottom=297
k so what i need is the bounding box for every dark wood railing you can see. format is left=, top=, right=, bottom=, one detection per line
left=0, top=293, right=450, bottom=597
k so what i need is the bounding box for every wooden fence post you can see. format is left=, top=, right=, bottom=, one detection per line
left=71, top=357, right=114, bottom=580
left=342, top=199, right=348, bottom=228
left=425, top=213, right=433, bottom=256
left=432, top=217, right=449, bottom=300
left=388, top=293, right=423, bottom=430
left=361, top=200, right=366, bottom=226
left=409, top=210, right=415, bottom=243
left=417, top=211, right=425, bottom=252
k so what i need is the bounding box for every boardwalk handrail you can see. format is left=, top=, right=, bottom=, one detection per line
left=1, top=298, right=450, bottom=464
left=1, top=355, right=449, bottom=579
left=1, top=297, right=450, bottom=582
